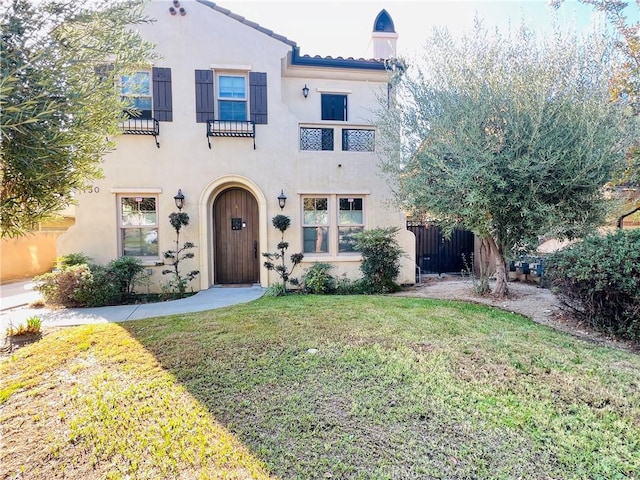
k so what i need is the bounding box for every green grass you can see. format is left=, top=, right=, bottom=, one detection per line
left=1, top=295, right=639, bottom=479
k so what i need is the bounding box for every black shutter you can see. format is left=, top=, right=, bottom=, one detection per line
left=152, top=67, right=173, bottom=122
left=249, top=72, right=267, bottom=124
left=195, top=70, right=214, bottom=123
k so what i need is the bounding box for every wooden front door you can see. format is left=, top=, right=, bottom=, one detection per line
left=214, top=188, right=259, bottom=284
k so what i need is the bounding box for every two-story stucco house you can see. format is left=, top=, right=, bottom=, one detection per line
left=58, top=0, right=416, bottom=291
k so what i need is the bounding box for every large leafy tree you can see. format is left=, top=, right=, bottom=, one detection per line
left=0, top=0, right=156, bottom=238
left=573, top=0, right=640, bottom=218
left=377, top=20, right=637, bottom=297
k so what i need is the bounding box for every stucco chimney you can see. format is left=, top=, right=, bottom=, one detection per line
left=372, top=9, right=397, bottom=59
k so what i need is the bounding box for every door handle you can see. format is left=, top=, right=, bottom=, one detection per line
left=254, top=240, right=258, bottom=259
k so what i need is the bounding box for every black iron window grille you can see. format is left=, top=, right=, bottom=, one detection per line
left=342, top=129, right=375, bottom=152
left=300, top=127, right=334, bottom=151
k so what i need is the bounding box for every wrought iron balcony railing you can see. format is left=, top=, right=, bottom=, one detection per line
left=120, top=118, right=160, bottom=148
left=206, top=120, right=255, bottom=149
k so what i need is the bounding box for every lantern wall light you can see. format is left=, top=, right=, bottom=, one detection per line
left=174, top=189, right=185, bottom=211
left=277, top=190, right=287, bottom=210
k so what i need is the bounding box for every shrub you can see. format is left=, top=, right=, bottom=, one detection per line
left=74, top=265, right=121, bottom=307
left=162, top=212, right=200, bottom=298
left=263, top=282, right=287, bottom=297
left=302, top=263, right=336, bottom=294
left=546, top=229, right=640, bottom=340
left=262, top=214, right=304, bottom=293
left=353, top=227, right=404, bottom=294
left=56, top=252, right=92, bottom=269
left=108, top=256, right=145, bottom=300
left=35, top=264, right=92, bottom=307
left=35, top=257, right=139, bottom=307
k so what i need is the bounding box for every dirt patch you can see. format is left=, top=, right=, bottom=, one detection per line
left=396, top=275, right=639, bottom=354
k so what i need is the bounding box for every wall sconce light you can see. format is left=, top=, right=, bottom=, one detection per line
left=174, top=189, right=185, bottom=211
left=173, top=0, right=180, bottom=6
left=277, top=190, right=287, bottom=210
left=179, top=7, right=186, bottom=15
left=169, top=6, right=176, bottom=14
left=302, top=84, right=309, bottom=98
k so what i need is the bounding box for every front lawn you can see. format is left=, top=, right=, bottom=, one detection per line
left=1, top=296, right=639, bottom=479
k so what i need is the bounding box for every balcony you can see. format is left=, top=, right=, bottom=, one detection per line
left=120, top=118, right=160, bottom=148
left=206, top=120, right=255, bottom=149
left=299, top=125, right=375, bottom=152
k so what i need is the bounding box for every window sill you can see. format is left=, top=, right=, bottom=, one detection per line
left=301, top=254, right=362, bottom=262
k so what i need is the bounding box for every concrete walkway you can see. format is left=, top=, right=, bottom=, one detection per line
left=0, top=280, right=265, bottom=331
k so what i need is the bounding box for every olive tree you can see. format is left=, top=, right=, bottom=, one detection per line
left=0, top=0, right=156, bottom=238
left=377, top=20, right=637, bottom=297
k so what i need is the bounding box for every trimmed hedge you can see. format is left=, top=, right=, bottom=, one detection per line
left=546, top=229, right=640, bottom=340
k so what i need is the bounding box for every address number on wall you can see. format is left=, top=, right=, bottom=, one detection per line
left=79, top=186, right=100, bottom=194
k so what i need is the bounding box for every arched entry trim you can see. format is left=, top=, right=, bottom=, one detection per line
left=199, top=175, right=268, bottom=289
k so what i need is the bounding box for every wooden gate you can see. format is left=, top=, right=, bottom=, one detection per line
left=214, top=188, right=259, bottom=284
left=407, top=224, right=475, bottom=274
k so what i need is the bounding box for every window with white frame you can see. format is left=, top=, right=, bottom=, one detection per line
left=303, top=197, right=329, bottom=253
left=121, top=72, right=152, bottom=119
left=302, top=195, right=365, bottom=255
left=217, top=74, right=247, bottom=121
left=119, top=196, right=158, bottom=257
left=338, top=197, right=364, bottom=252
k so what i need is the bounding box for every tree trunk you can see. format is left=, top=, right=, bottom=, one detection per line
left=487, top=236, right=509, bottom=298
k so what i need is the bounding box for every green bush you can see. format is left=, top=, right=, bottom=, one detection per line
left=546, top=229, right=640, bottom=340
left=302, top=263, right=336, bottom=294
left=35, top=256, right=144, bottom=307
left=108, top=256, right=145, bottom=301
left=56, top=252, right=92, bottom=269
left=353, top=227, right=404, bottom=294
left=35, top=264, right=93, bottom=307
left=73, top=265, right=121, bottom=307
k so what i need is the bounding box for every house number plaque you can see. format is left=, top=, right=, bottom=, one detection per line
left=231, top=218, right=243, bottom=230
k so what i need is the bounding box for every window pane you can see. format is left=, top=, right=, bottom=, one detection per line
left=122, top=228, right=158, bottom=256
left=121, top=72, right=152, bottom=118
left=219, top=75, right=246, bottom=99
left=342, top=129, right=375, bottom=152
left=121, top=72, right=150, bottom=96
left=338, top=226, right=363, bottom=252
left=303, top=197, right=328, bottom=225
left=304, top=227, right=329, bottom=253
left=121, top=197, right=157, bottom=226
left=219, top=100, right=247, bottom=121
left=300, top=128, right=334, bottom=151
left=321, top=94, right=347, bottom=121
left=339, top=198, right=363, bottom=225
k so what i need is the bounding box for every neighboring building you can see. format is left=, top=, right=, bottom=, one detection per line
left=1, top=209, right=74, bottom=283
left=58, top=0, right=415, bottom=291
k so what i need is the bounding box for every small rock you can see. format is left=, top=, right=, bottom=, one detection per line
left=307, top=348, right=318, bottom=354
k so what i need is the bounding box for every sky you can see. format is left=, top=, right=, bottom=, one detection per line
left=212, top=0, right=634, bottom=61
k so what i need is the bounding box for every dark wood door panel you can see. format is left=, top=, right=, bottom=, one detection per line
left=214, top=188, right=259, bottom=284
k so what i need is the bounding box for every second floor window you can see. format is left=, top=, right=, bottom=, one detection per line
left=218, top=75, right=247, bottom=121
left=121, top=72, right=152, bottom=119
left=321, top=94, right=347, bottom=121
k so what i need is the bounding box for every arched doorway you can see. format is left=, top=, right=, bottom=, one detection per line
left=213, top=187, right=259, bottom=284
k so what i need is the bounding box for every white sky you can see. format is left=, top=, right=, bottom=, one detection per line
left=212, top=0, right=628, bottom=60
